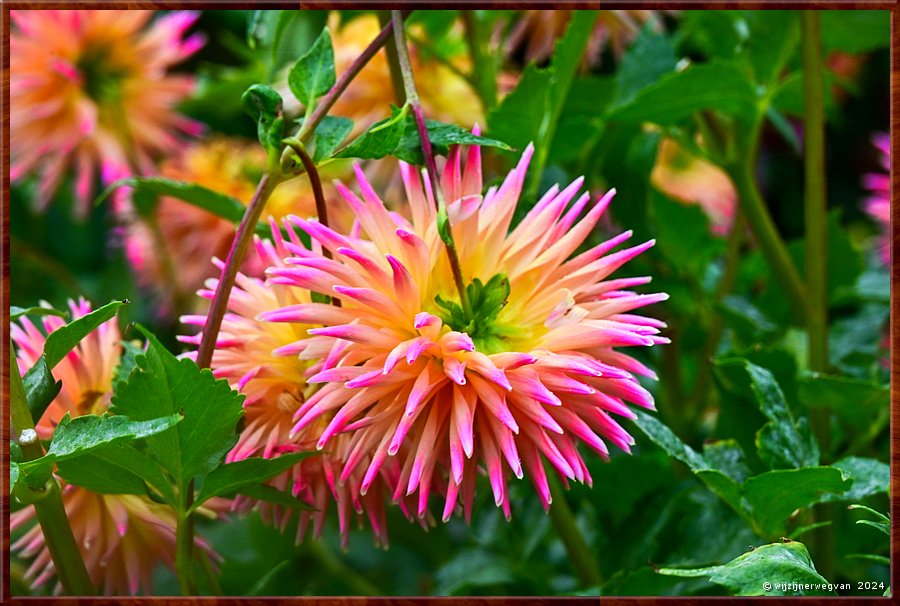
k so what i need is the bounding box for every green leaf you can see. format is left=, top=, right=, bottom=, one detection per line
left=288, top=27, right=335, bottom=108
left=714, top=358, right=818, bottom=469
left=46, top=412, right=181, bottom=461
left=113, top=341, right=144, bottom=393
left=702, top=440, right=752, bottom=484
left=43, top=300, right=126, bottom=369
left=337, top=104, right=410, bottom=161
left=10, top=306, right=67, bottom=321
left=98, top=177, right=271, bottom=239
left=848, top=504, right=890, bottom=537
left=55, top=444, right=155, bottom=497
left=56, top=442, right=176, bottom=503
left=394, top=120, right=513, bottom=165
left=821, top=10, right=889, bottom=54
left=22, top=357, right=61, bottom=424
left=10, top=462, right=19, bottom=495
left=305, top=115, right=353, bottom=163
left=742, top=11, right=800, bottom=86
left=242, top=83, right=286, bottom=155
left=743, top=467, right=849, bottom=537
left=611, top=23, right=677, bottom=108
left=487, top=63, right=552, bottom=151
left=659, top=542, right=833, bottom=596
left=249, top=10, right=329, bottom=76
left=821, top=457, right=889, bottom=503
left=798, top=373, right=887, bottom=432
left=191, top=453, right=313, bottom=511
left=607, top=62, right=758, bottom=125
left=111, top=326, right=245, bottom=492
left=650, top=190, right=724, bottom=278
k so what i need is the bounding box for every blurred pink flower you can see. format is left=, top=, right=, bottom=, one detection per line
left=863, top=132, right=890, bottom=265
left=10, top=10, right=204, bottom=216
left=263, top=139, right=667, bottom=521
left=179, top=225, right=421, bottom=548
left=10, top=298, right=213, bottom=595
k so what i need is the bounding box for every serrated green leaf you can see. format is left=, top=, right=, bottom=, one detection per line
left=23, top=356, right=62, bottom=424
left=191, top=452, right=314, bottom=511
left=10, top=306, right=67, bottom=321
left=714, top=359, right=818, bottom=469
left=487, top=63, right=552, bottom=152
left=608, top=62, right=758, bottom=125
left=46, top=413, right=181, bottom=461
left=55, top=444, right=156, bottom=497
left=111, top=326, right=244, bottom=492
left=394, top=119, right=513, bottom=165
left=821, top=457, right=889, bottom=503
left=113, top=341, right=144, bottom=393
left=288, top=28, right=335, bottom=108
left=743, top=467, right=849, bottom=536
left=659, top=542, right=832, bottom=596
left=702, top=440, right=752, bottom=484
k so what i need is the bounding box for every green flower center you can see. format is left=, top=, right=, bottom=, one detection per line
left=76, top=45, right=130, bottom=106
left=435, top=273, right=517, bottom=354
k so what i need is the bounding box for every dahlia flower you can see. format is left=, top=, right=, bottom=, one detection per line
left=263, top=139, right=667, bottom=521
left=863, top=132, right=890, bottom=265
left=651, top=137, right=737, bottom=235
left=11, top=298, right=212, bottom=595
left=10, top=10, right=204, bottom=216
left=506, top=10, right=667, bottom=67
left=123, top=137, right=351, bottom=313
left=179, top=224, right=421, bottom=547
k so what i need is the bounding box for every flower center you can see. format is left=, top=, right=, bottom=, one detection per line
left=434, top=273, right=517, bottom=354
left=76, top=44, right=130, bottom=106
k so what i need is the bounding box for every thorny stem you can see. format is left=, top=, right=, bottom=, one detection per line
left=802, top=11, right=835, bottom=582
left=391, top=10, right=470, bottom=316
left=10, top=346, right=96, bottom=596
left=547, top=474, right=603, bottom=588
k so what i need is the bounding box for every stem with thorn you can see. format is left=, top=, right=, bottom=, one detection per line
left=390, top=10, right=470, bottom=315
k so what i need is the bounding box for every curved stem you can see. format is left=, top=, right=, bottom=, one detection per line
left=391, top=10, right=470, bottom=315
left=547, top=474, right=602, bottom=589
left=727, top=131, right=806, bottom=325
left=196, top=174, right=278, bottom=370
left=10, top=346, right=96, bottom=595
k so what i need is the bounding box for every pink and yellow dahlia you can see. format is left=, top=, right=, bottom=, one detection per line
left=651, top=137, right=737, bottom=235
left=180, top=225, right=420, bottom=547
left=863, top=132, right=890, bottom=265
left=123, top=137, right=351, bottom=313
left=263, top=139, right=667, bottom=521
left=10, top=299, right=212, bottom=595
left=10, top=10, right=203, bottom=216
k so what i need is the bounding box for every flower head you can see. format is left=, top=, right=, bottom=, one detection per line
left=123, top=137, right=351, bottom=313
left=10, top=10, right=204, bottom=216
left=863, top=132, right=890, bottom=265
left=11, top=299, right=213, bottom=595
left=264, top=139, right=667, bottom=521
left=180, top=225, right=421, bottom=547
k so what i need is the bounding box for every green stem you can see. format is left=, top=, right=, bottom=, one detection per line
left=304, top=541, right=380, bottom=596
left=10, top=347, right=96, bottom=595
left=461, top=10, right=498, bottom=111
left=688, top=210, right=746, bottom=416
left=802, top=11, right=834, bottom=582
left=195, top=174, right=279, bottom=369
left=175, top=505, right=197, bottom=595
left=378, top=11, right=407, bottom=106
left=547, top=475, right=602, bottom=589
left=391, top=10, right=470, bottom=316
left=726, top=128, right=806, bottom=325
